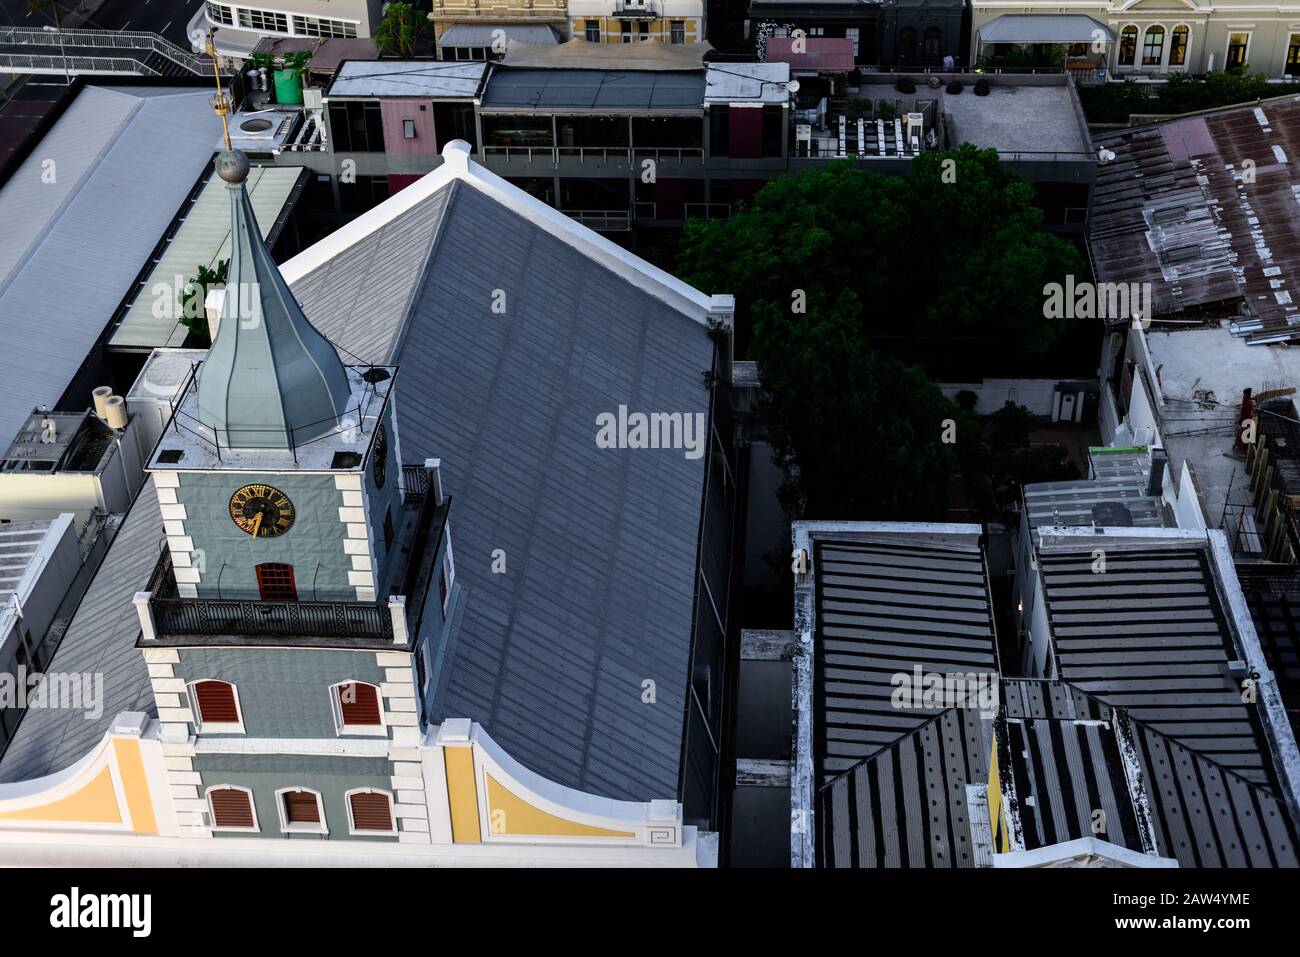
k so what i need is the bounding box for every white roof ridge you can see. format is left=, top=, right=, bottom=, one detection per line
left=280, top=140, right=716, bottom=323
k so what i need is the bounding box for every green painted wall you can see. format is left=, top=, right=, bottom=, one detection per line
left=175, top=645, right=409, bottom=739
left=174, top=470, right=360, bottom=601
left=194, top=752, right=399, bottom=841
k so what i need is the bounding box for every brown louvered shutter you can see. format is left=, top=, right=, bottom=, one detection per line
left=193, top=680, right=239, bottom=725
left=209, top=788, right=255, bottom=829
left=283, top=790, right=321, bottom=825
left=337, top=682, right=381, bottom=725
left=350, top=791, right=393, bottom=831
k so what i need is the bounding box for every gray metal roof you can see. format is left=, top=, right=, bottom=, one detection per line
left=978, top=14, right=1113, bottom=44
left=0, top=481, right=161, bottom=783
left=1024, top=449, right=1168, bottom=529
left=327, top=60, right=488, bottom=99
left=482, top=68, right=706, bottom=112
left=295, top=179, right=714, bottom=801
left=440, top=24, right=558, bottom=49
left=819, top=706, right=991, bottom=867
left=1039, top=545, right=1278, bottom=788
left=0, top=86, right=222, bottom=447
left=813, top=533, right=998, bottom=783
left=704, top=63, right=791, bottom=105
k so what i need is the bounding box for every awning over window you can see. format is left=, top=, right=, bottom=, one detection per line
left=439, top=24, right=559, bottom=48
left=978, top=14, right=1113, bottom=45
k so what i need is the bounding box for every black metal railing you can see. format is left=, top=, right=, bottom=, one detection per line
left=151, top=594, right=394, bottom=641
left=402, top=465, right=430, bottom=504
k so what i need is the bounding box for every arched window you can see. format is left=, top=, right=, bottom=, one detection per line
left=330, top=680, right=385, bottom=734
left=1170, top=26, right=1189, bottom=66
left=189, top=679, right=243, bottom=732
left=1142, top=26, right=1165, bottom=67
left=347, top=789, right=397, bottom=834
left=897, top=27, right=917, bottom=65
left=1119, top=26, right=1137, bottom=66
left=207, top=785, right=258, bottom=831
left=923, top=27, right=942, bottom=65
left=277, top=787, right=327, bottom=833
left=255, top=562, right=297, bottom=601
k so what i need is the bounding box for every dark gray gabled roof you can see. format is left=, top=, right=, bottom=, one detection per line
left=813, top=534, right=998, bottom=783
left=293, top=175, right=715, bottom=802
left=0, top=481, right=161, bottom=783
left=482, top=68, right=705, bottom=112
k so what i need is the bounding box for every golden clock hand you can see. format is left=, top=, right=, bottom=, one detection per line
left=251, top=510, right=263, bottom=537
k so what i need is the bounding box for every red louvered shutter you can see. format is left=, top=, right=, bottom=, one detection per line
left=193, top=680, right=240, bottom=725
left=209, top=788, right=255, bottom=829
left=350, top=791, right=393, bottom=831
left=283, top=790, right=321, bottom=825
left=337, top=682, right=381, bottom=726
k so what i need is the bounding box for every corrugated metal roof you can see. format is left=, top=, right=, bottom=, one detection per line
left=0, top=481, right=161, bottom=783
left=440, top=24, right=558, bottom=49
left=1039, top=546, right=1278, bottom=788
left=813, top=534, right=998, bottom=783
left=819, top=706, right=991, bottom=867
left=0, top=85, right=221, bottom=446
left=1024, top=450, right=1168, bottom=529
left=327, top=60, right=488, bottom=99
left=704, top=63, right=790, bottom=105
left=108, top=166, right=304, bottom=349
left=978, top=14, right=1113, bottom=44
left=482, top=69, right=705, bottom=112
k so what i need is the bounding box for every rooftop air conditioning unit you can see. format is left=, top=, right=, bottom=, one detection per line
left=303, top=87, right=323, bottom=111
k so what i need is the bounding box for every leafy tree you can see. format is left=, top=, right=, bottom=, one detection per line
left=955, top=402, right=1079, bottom=525
left=751, top=290, right=959, bottom=521
left=180, top=259, right=229, bottom=348
left=673, top=147, right=1083, bottom=377
left=373, top=2, right=430, bottom=58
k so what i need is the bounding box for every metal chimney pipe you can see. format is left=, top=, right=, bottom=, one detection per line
left=1147, top=447, right=1168, bottom=497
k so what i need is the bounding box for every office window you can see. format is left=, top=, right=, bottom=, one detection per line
left=845, top=26, right=859, bottom=57
left=328, top=100, right=385, bottom=152
left=671, top=20, right=685, bottom=44
left=923, top=27, right=942, bottom=65
left=403, top=118, right=416, bottom=139
left=1289, top=34, right=1300, bottom=76
left=1228, top=32, right=1249, bottom=69
left=293, top=15, right=358, bottom=39
left=1142, top=26, right=1164, bottom=66
left=622, top=21, right=633, bottom=43
left=1170, top=26, right=1189, bottom=66
left=897, top=27, right=916, bottom=65
left=1119, top=26, right=1137, bottom=66
left=278, top=788, right=326, bottom=832
left=585, top=20, right=601, bottom=43
left=206, top=1, right=233, bottom=26
left=237, top=8, right=288, bottom=33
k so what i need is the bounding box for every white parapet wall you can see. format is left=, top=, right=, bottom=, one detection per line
left=0, top=712, right=717, bottom=867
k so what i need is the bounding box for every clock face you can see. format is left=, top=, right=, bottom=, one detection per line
left=372, top=425, right=388, bottom=489
left=229, top=484, right=296, bottom=538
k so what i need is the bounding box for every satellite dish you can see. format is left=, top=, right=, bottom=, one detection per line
left=787, top=80, right=801, bottom=94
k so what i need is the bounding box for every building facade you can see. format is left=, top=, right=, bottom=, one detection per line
left=568, top=0, right=706, bottom=45
left=972, top=1, right=1300, bottom=78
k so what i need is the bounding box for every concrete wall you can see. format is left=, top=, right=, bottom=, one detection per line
left=941, top=378, right=1064, bottom=417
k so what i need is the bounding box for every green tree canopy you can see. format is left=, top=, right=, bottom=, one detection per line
left=672, top=145, right=1084, bottom=378
left=751, top=290, right=959, bottom=521
left=373, top=2, right=430, bottom=58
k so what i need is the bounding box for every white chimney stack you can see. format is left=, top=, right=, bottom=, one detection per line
left=92, top=386, right=113, bottom=420
left=104, top=395, right=129, bottom=431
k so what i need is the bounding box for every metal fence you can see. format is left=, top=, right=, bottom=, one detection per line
left=0, top=26, right=213, bottom=75
left=152, top=595, right=395, bottom=641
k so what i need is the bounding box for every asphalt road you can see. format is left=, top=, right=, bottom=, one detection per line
left=0, top=0, right=203, bottom=46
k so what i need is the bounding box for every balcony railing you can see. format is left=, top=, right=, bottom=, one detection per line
left=483, top=146, right=704, bottom=165
left=611, top=0, right=659, bottom=18
left=432, top=0, right=566, bottom=17
left=684, top=202, right=731, bottom=221
left=151, top=593, right=395, bottom=641
left=562, top=209, right=632, bottom=230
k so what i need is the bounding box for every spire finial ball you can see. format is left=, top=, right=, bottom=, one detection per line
left=215, top=149, right=251, bottom=185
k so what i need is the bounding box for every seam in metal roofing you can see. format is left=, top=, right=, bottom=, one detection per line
left=0, top=85, right=222, bottom=447
left=481, top=68, right=706, bottom=112
left=327, top=60, right=488, bottom=99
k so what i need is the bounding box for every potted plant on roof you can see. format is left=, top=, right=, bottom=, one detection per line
left=273, top=50, right=312, bottom=107
left=373, top=2, right=430, bottom=59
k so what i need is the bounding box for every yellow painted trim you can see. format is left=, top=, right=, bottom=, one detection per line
left=0, top=765, right=122, bottom=825
left=485, top=774, right=636, bottom=839
left=444, top=746, right=481, bottom=843
left=112, top=738, right=158, bottom=835
left=988, top=739, right=1008, bottom=853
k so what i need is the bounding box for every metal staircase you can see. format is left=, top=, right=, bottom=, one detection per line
left=0, top=27, right=215, bottom=77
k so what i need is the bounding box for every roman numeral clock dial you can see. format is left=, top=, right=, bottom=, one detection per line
left=229, top=484, right=296, bottom=538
